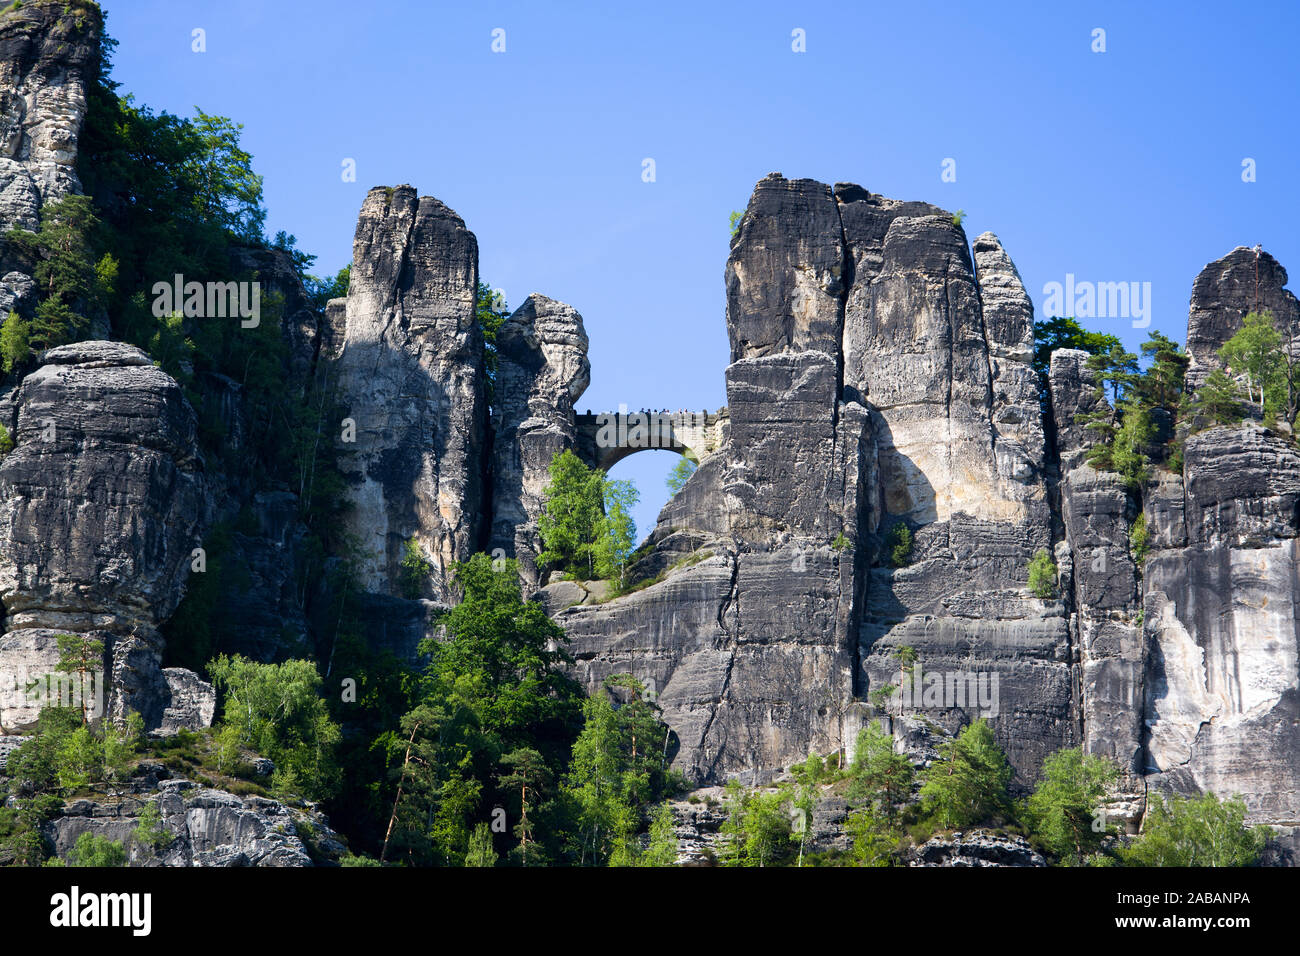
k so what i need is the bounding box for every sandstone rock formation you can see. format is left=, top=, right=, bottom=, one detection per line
left=0, top=0, right=98, bottom=326
left=489, top=293, right=590, bottom=589
left=42, top=771, right=345, bottom=867
left=332, top=186, right=486, bottom=601
left=0, top=0, right=96, bottom=235
left=1184, top=246, right=1300, bottom=389
left=0, top=341, right=208, bottom=730
left=561, top=174, right=1070, bottom=788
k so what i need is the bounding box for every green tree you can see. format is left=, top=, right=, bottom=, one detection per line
left=846, top=804, right=896, bottom=866
left=499, top=747, right=550, bottom=866
left=184, top=108, right=266, bottom=242
left=5, top=195, right=116, bottom=349
left=133, top=799, right=174, bottom=851
left=885, top=524, right=913, bottom=568
left=64, top=831, right=126, bottom=868
left=1191, top=368, right=1245, bottom=428
left=464, top=822, right=498, bottom=867
left=849, top=722, right=915, bottom=826
left=1028, top=548, right=1057, bottom=599
left=1032, top=317, right=1123, bottom=380
left=207, top=655, right=341, bottom=800
left=1129, top=513, right=1150, bottom=567
left=381, top=554, right=582, bottom=866
left=665, top=457, right=696, bottom=494
left=1135, top=330, right=1189, bottom=411
left=398, top=537, right=433, bottom=599
left=1120, top=793, right=1271, bottom=867
left=1026, top=747, right=1120, bottom=865
left=536, top=449, right=606, bottom=579
left=1, top=310, right=30, bottom=373
left=594, top=478, right=638, bottom=589
left=476, top=281, right=510, bottom=405
left=54, top=633, right=104, bottom=724
left=719, top=781, right=794, bottom=867
left=643, top=802, right=679, bottom=867
left=565, top=675, right=674, bottom=866
left=1086, top=341, right=1140, bottom=406
left=919, top=719, right=1013, bottom=830
left=1219, top=310, right=1286, bottom=420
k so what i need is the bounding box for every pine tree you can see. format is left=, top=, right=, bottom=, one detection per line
left=919, top=719, right=1013, bottom=830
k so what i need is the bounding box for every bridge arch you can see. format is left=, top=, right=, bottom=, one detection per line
left=575, top=407, right=728, bottom=471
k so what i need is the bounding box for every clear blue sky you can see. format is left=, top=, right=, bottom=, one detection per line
left=101, top=0, right=1300, bottom=538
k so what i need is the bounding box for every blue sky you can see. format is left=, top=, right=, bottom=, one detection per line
left=101, top=0, right=1300, bottom=538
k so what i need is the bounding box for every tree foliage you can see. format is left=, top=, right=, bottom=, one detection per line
left=1120, top=793, right=1271, bottom=867
left=918, top=719, right=1013, bottom=830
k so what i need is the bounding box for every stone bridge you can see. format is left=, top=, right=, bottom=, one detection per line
left=575, top=407, right=729, bottom=471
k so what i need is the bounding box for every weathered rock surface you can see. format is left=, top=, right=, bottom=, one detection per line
left=908, top=829, right=1047, bottom=867
left=157, top=668, right=216, bottom=736
left=332, top=185, right=486, bottom=601
left=0, top=0, right=97, bottom=234
left=489, top=293, right=590, bottom=589
left=43, top=771, right=345, bottom=867
left=1142, top=424, right=1300, bottom=823
left=1184, top=246, right=1300, bottom=389
left=0, top=341, right=206, bottom=730
left=558, top=175, right=1070, bottom=787
left=0, top=0, right=98, bottom=323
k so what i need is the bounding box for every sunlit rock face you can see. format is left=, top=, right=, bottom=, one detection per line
left=332, top=185, right=487, bottom=601
left=559, top=174, right=1070, bottom=787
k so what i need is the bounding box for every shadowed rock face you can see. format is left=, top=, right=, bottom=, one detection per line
left=333, top=185, right=486, bottom=601
left=489, top=294, right=590, bottom=590
left=1184, top=246, right=1300, bottom=389
left=0, top=341, right=206, bottom=729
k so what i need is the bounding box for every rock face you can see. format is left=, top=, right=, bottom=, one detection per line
left=1047, top=351, right=1144, bottom=773
left=0, top=0, right=99, bottom=334
left=42, top=771, right=345, bottom=867
left=0, top=0, right=97, bottom=235
left=489, top=293, right=590, bottom=590
left=1184, top=246, right=1300, bottom=389
left=909, top=830, right=1047, bottom=867
left=1141, top=424, right=1300, bottom=822
left=560, top=175, right=1071, bottom=787
left=0, top=342, right=207, bottom=730
left=333, top=186, right=487, bottom=601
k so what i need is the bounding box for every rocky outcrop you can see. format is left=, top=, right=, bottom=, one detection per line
left=908, top=830, right=1047, bottom=867
left=1047, top=351, right=1144, bottom=772
left=850, top=192, right=1067, bottom=787
left=0, top=341, right=207, bottom=730
left=558, top=175, right=1070, bottom=787
left=0, top=0, right=99, bottom=316
left=43, top=770, right=345, bottom=867
left=157, top=668, right=216, bottom=737
left=332, top=186, right=486, bottom=601
left=1184, top=246, right=1300, bottom=389
left=0, top=0, right=97, bottom=233
left=489, top=294, right=590, bottom=589
left=1142, top=424, right=1300, bottom=823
